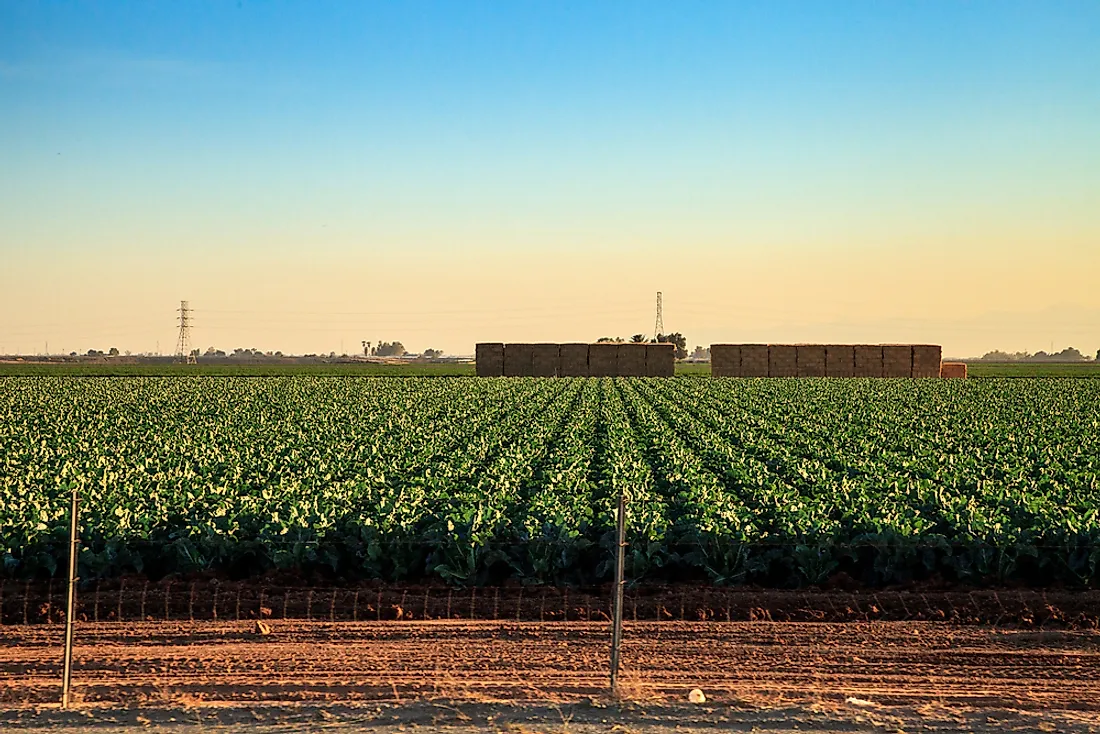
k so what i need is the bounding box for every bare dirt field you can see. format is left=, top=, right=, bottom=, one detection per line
left=3, top=620, right=1100, bottom=732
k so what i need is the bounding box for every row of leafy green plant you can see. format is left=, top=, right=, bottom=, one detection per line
left=2, top=376, right=1099, bottom=587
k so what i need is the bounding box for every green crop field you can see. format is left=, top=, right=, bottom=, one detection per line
left=965, top=362, right=1100, bottom=378
left=2, top=376, right=1099, bottom=588
left=3, top=360, right=1097, bottom=378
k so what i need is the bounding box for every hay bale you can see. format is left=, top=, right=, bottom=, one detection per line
left=503, top=343, right=534, bottom=377
left=710, top=344, right=741, bottom=377
left=646, top=343, right=675, bottom=377
left=588, top=343, right=619, bottom=377
left=531, top=343, right=560, bottom=377
left=940, top=362, right=967, bottom=379
left=912, top=345, right=942, bottom=378
left=617, top=343, right=647, bottom=377
left=796, top=345, right=827, bottom=377
left=739, top=344, right=769, bottom=377
left=854, top=345, right=883, bottom=377
left=825, top=345, right=855, bottom=377
left=475, top=343, right=504, bottom=377
left=882, top=345, right=913, bottom=378
left=559, top=343, right=590, bottom=377
left=768, top=345, right=798, bottom=377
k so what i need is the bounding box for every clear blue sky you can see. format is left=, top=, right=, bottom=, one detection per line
left=2, top=2, right=1098, bottom=356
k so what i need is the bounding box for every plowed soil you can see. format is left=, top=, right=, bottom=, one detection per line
left=4, top=620, right=1100, bottom=713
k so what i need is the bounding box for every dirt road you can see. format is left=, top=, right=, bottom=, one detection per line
left=3, top=620, right=1100, bottom=731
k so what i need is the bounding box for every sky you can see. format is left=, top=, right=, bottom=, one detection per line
left=2, top=1, right=1098, bottom=358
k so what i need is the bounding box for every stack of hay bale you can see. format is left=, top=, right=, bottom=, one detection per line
left=531, top=344, right=560, bottom=377
left=940, top=362, right=968, bottom=378
left=882, top=345, right=913, bottom=378
left=768, top=345, right=798, bottom=377
left=795, top=345, right=827, bottom=377
left=478, top=341, right=948, bottom=378
left=559, top=344, right=590, bottom=377
left=740, top=345, right=769, bottom=377
left=617, top=343, right=647, bottom=377
left=710, top=344, right=741, bottom=377
left=477, top=342, right=681, bottom=377
left=588, top=343, right=619, bottom=377
left=912, top=345, right=942, bottom=378
left=646, top=343, right=675, bottom=377
left=475, top=343, right=504, bottom=377
left=854, top=345, right=884, bottom=377
left=503, top=343, right=534, bottom=377
left=705, top=343, right=946, bottom=378
left=825, top=345, right=855, bottom=377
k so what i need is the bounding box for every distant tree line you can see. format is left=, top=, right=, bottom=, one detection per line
left=191, top=343, right=445, bottom=359
left=371, top=341, right=406, bottom=357
left=596, top=333, right=689, bottom=359
left=979, top=347, right=1097, bottom=362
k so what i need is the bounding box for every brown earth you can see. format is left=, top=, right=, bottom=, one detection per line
left=3, top=620, right=1100, bottom=725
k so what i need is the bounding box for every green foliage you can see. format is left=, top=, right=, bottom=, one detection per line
left=967, top=363, right=1100, bottom=378
left=2, top=376, right=1099, bottom=587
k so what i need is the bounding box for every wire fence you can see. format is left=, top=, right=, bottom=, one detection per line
left=5, top=579, right=1099, bottom=628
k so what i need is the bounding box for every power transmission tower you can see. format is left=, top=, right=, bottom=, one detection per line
left=653, top=292, right=664, bottom=341
left=176, top=300, right=196, bottom=364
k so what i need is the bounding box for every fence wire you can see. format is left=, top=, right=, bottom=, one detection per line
left=4, top=580, right=1099, bottom=628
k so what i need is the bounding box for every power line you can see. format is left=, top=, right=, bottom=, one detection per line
left=193, top=304, right=651, bottom=319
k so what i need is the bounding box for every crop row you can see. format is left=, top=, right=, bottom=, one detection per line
left=2, top=376, right=1099, bottom=587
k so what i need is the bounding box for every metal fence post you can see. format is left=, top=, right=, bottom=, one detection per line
left=609, top=483, right=626, bottom=693
left=61, top=483, right=79, bottom=708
